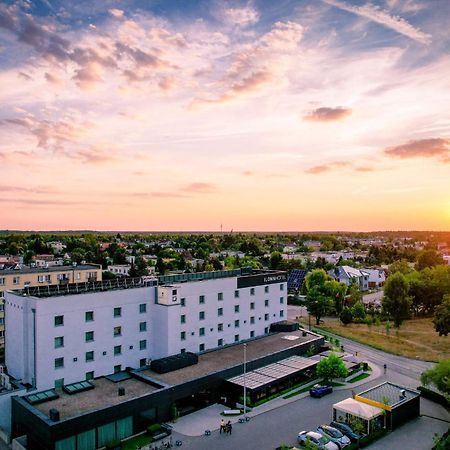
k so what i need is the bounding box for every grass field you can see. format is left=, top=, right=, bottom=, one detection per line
left=312, top=317, right=449, bottom=362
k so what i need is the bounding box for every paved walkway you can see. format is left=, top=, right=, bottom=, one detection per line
left=171, top=362, right=383, bottom=437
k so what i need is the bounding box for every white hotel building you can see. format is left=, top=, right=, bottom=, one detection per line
left=5, top=269, right=288, bottom=391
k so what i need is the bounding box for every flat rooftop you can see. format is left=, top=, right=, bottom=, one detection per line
left=10, top=267, right=286, bottom=299
left=141, top=329, right=321, bottom=386
left=357, top=382, right=420, bottom=408
left=0, top=263, right=100, bottom=275
left=34, top=376, right=160, bottom=420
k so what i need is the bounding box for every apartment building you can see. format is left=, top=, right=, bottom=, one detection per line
left=5, top=268, right=287, bottom=391
left=0, top=264, right=102, bottom=349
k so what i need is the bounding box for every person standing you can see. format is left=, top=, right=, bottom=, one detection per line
left=220, top=419, right=225, bottom=434
left=226, top=421, right=232, bottom=435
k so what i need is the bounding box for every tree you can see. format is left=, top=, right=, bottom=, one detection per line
left=340, top=307, right=353, bottom=325
left=351, top=302, right=366, bottom=322
left=433, top=295, right=450, bottom=336
left=421, top=360, right=450, bottom=401
left=382, top=272, right=411, bottom=328
left=316, top=353, right=348, bottom=382
left=347, top=281, right=362, bottom=308
left=389, top=259, right=413, bottom=275
left=304, top=270, right=335, bottom=325
left=269, top=251, right=282, bottom=269
left=416, top=249, right=444, bottom=271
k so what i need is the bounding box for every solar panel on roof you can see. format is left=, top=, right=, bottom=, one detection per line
left=288, top=269, right=308, bottom=291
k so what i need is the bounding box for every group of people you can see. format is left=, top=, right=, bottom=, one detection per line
left=219, top=419, right=233, bottom=435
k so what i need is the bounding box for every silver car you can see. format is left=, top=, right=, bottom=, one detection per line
left=317, top=425, right=351, bottom=449
left=297, top=431, right=339, bottom=450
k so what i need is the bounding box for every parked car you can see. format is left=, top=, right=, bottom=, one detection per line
left=309, top=384, right=333, bottom=398
left=317, top=425, right=351, bottom=449
left=297, top=431, right=339, bottom=449
left=329, top=421, right=364, bottom=443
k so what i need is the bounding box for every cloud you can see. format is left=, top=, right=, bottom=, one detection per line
left=304, top=106, right=351, bottom=122
left=0, top=185, right=58, bottom=194
left=182, top=182, right=216, bottom=193
left=109, top=8, right=124, bottom=18
left=384, top=138, right=450, bottom=160
left=222, top=6, right=259, bottom=27
left=304, top=161, right=377, bottom=174
left=322, top=0, right=432, bottom=45
left=44, top=71, right=63, bottom=87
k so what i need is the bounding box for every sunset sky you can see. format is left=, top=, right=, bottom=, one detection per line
left=1, top=0, right=449, bottom=231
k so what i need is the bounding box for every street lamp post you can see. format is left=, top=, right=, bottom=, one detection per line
left=243, top=343, right=247, bottom=422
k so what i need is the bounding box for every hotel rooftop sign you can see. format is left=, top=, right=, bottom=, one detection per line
left=237, top=271, right=287, bottom=289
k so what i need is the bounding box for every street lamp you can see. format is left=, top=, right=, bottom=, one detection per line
left=243, top=343, right=247, bottom=422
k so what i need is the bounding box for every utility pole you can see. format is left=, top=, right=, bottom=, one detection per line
left=243, top=343, right=247, bottom=421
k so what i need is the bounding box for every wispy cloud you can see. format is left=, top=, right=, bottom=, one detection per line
left=384, top=138, right=449, bottom=160
left=182, top=182, right=217, bottom=193
left=323, top=0, right=432, bottom=44
left=304, top=106, right=351, bottom=122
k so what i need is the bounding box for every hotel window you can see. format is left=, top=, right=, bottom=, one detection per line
left=113, top=307, right=122, bottom=317
left=54, top=378, right=64, bottom=388
left=250, top=302, right=255, bottom=310
left=140, top=358, right=147, bottom=367
left=250, top=316, right=255, bottom=324
left=234, top=334, right=239, bottom=343
left=85, top=331, right=94, bottom=342
left=280, top=283, right=284, bottom=291
left=180, top=315, right=186, bottom=324
left=265, top=299, right=269, bottom=307
left=218, top=339, right=223, bottom=346
left=280, top=297, right=284, bottom=304
left=13, top=276, right=20, bottom=285
left=54, top=336, right=64, bottom=348
left=264, top=313, right=269, bottom=321
left=113, top=326, right=122, bottom=337
left=85, top=371, right=94, bottom=381
left=180, top=331, right=186, bottom=341
left=54, top=315, right=64, bottom=327
left=85, top=311, right=94, bottom=322
left=250, top=330, right=255, bottom=338
left=139, top=303, right=147, bottom=313
left=280, top=310, right=284, bottom=318
left=199, top=327, right=205, bottom=336
left=234, top=305, right=240, bottom=313
left=114, top=345, right=121, bottom=356
left=234, top=290, right=239, bottom=298
left=199, top=343, right=205, bottom=352
left=85, top=351, right=94, bottom=362
left=181, top=298, right=186, bottom=307
left=114, top=365, right=121, bottom=373
left=264, top=286, right=269, bottom=293
left=264, top=327, right=269, bottom=334
left=139, top=340, right=147, bottom=350
left=217, top=307, right=223, bottom=316
left=218, top=292, right=223, bottom=301
left=234, top=319, right=240, bottom=328
left=139, top=321, right=147, bottom=332
left=199, top=311, right=205, bottom=320
left=199, top=295, right=205, bottom=304
left=0, top=278, right=5, bottom=286
left=218, top=323, right=223, bottom=332
left=250, top=287, right=255, bottom=296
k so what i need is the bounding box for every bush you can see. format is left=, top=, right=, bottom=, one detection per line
left=340, top=307, right=353, bottom=325
left=146, top=423, right=163, bottom=435
left=105, top=439, right=121, bottom=449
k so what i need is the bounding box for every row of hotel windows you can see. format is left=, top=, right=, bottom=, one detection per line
left=181, top=296, right=285, bottom=310
left=54, top=322, right=147, bottom=348
left=54, top=341, right=147, bottom=368
left=181, top=284, right=285, bottom=306
left=182, top=306, right=284, bottom=323
left=180, top=311, right=284, bottom=340
left=181, top=329, right=269, bottom=353
left=54, top=304, right=147, bottom=326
